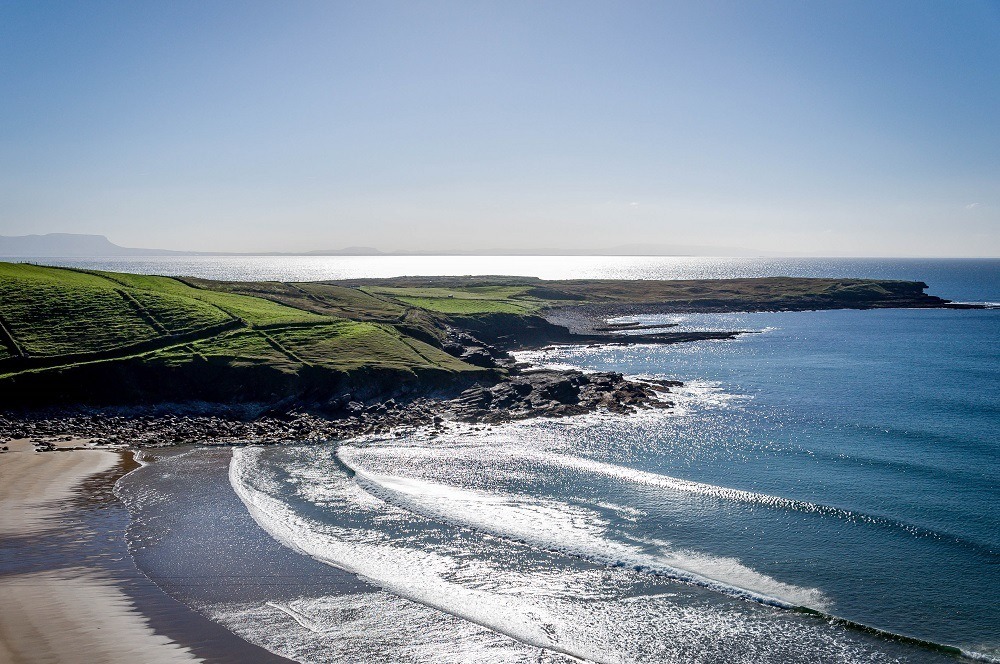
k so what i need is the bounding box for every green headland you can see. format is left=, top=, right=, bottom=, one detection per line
left=0, top=262, right=961, bottom=409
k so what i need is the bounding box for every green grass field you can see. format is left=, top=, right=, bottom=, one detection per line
left=128, top=291, right=232, bottom=333
left=183, top=278, right=411, bottom=321
left=150, top=330, right=302, bottom=372
left=0, top=263, right=329, bottom=360
left=389, top=296, right=533, bottom=314
left=517, top=277, right=918, bottom=304
left=0, top=264, right=161, bottom=356
left=0, top=263, right=934, bottom=403
left=362, top=285, right=543, bottom=314
left=342, top=276, right=930, bottom=310
left=93, top=271, right=330, bottom=327
left=143, top=322, right=477, bottom=375
left=186, top=289, right=328, bottom=327
left=0, top=262, right=484, bottom=383
left=270, top=322, right=475, bottom=372
left=294, top=283, right=409, bottom=319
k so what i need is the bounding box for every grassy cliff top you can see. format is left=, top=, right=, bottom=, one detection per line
left=0, top=263, right=481, bottom=382
left=0, top=262, right=952, bottom=406
left=325, top=275, right=937, bottom=311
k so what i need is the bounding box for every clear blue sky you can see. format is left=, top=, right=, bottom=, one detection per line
left=1, top=0, right=997, bottom=255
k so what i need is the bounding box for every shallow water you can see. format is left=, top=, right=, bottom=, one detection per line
left=116, top=438, right=963, bottom=663
left=120, top=305, right=1000, bottom=663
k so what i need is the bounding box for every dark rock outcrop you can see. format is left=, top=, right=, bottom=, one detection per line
left=0, top=371, right=681, bottom=447
left=446, top=369, right=675, bottom=423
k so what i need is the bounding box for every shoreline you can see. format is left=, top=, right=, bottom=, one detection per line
left=118, top=421, right=987, bottom=664
left=1, top=380, right=990, bottom=662
left=0, top=439, right=200, bottom=663
left=0, top=364, right=685, bottom=449
left=2, top=299, right=983, bottom=449
left=2, top=298, right=993, bottom=662
left=0, top=439, right=292, bottom=664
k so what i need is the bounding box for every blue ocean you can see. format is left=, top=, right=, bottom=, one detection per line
left=106, top=257, right=998, bottom=663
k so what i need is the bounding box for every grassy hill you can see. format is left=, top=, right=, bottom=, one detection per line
left=0, top=263, right=954, bottom=408
left=0, top=263, right=490, bottom=406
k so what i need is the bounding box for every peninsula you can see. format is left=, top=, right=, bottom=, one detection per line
left=0, top=262, right=965, bottom=446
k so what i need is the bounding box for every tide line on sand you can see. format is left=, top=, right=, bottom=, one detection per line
left=0, top=439, right=201, bottom=664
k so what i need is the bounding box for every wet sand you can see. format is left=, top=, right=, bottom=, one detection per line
left=0, top=439, right=116, bottom=536
left=0, top=439, right=202, bottom=663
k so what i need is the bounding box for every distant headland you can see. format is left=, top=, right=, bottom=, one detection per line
left=0, top=233, right=775, bottom=258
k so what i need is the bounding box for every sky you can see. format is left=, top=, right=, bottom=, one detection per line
left=1, top=0, right=998, bottom=256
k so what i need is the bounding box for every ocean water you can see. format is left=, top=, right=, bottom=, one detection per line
left=110, top=257, right=999, bottom=663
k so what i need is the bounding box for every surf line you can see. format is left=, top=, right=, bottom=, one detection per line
left=336, top=447, right=997, bottom=663
left=337, top=450, right=811, bottom=612
left=230, top=447, right=608, bottom=664
left=792, top=606, right=995, bottom=663
left=505, top=447, right=996, bottom=558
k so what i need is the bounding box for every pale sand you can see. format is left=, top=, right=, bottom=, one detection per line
left=0, top=439, right=115, bottom=537
left=0, top=569, right=201, bottom=664
left=0, top=439, right=202, bottom=664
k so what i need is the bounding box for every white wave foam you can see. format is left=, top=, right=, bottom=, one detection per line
left=229, top=446, right=938, bottom=663
left=344, top=459, right=828, bottom=610
left=343, top=439, right=856, bottom=529
left=960, top=648, right=1000, bottom=663
left=658, top=378, right=746, bottom=415
left=216, top=594, right=551, bottom=664
left=230, top=447, right=613, bottom=663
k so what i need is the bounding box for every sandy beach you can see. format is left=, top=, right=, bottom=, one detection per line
left=0, top=439, right=201, bottom=664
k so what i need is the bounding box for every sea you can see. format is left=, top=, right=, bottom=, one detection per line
left=28, top=255, right=995, bottom=663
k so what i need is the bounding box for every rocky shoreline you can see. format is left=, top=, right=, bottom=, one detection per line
left=0, top=366, right=682, bottom=450
left=0, top=305, right=730, bottom=450
left=9, top=283, right=967, bottom=450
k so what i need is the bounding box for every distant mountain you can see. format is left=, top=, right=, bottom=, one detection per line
left=0, top=233, right=779, bottom=258
left=0, top=233, right=185, bottom=257
left=304, top=246, right=386, bottom=256
left=301, top=245, right=775, bottom=256
left=601, top=243, right=780, bottom=257
left=0, top=235, right=395, bottom=258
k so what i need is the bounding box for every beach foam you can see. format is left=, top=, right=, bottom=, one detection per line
left=227, top=445, right=929, bottom=663
left=345, top=458, right=829, bottom=609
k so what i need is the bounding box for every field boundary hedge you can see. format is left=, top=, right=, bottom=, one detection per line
left=0, top=318, right=245, bottom=372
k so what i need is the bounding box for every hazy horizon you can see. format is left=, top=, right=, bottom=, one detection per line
left=5, top=231, right=1000, bottom=258
left=2, top=1, right=998, bottom=257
